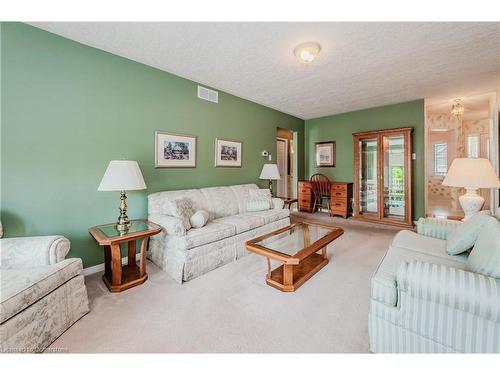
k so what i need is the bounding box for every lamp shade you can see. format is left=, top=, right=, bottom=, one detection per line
left=442, top=158, right=500, bottom=188
left=259, top=164, right=281, bottom=180
left=98, top=160, right=147, bottom=191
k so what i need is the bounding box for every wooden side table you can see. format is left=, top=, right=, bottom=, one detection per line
left=89, top=219, right=161, bottom=292
left=277, top=196, right=298, bottom=210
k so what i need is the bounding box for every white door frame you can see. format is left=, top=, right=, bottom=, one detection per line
left=292, top=131, right=298, bottom=199
left=276, top=137, right=288, bottom=198
left=488, top=93, right=499, bottom=211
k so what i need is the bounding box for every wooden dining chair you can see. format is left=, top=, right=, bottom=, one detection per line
left=310, top=173, right=332, bottom=214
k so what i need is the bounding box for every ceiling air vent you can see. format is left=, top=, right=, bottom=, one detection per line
left=197, top=85, right=218, bottom=103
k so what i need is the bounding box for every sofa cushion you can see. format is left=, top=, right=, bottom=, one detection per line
left=467, top=220, right=500, bottom=278
left=183, top=222, right=236, bottom=250
left=244, top=208, right=289, bottom=224
left=246, top=189, right=272, bottom=211
left=200, top=186, right=239, bottom=219
left=190, top=210, right=209, bottom=229
left=0, top=258, right=82, bottom=323
left=372, top=231, right=468, bottom=307
left=148, top=189, right=210, bottom=216
left=213, top=214, right=266, bottom=234
left=446, top=211, right=495, bottom=255
left=390, top=230, right=469, bottom=262
left=163, top=198, right=195, bottom=230
left=229, top=184, right=259, bottom=214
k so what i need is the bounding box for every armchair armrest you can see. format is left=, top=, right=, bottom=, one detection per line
left=415, top=217, right=462, bottom=240
left=148, top=214, right=186, bottom=237
left=397, top=260, right=500, bottom=323
left=1, top=235, right=70, bottom=268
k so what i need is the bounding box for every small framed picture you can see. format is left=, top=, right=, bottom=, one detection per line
left=215, top=138, right=242, bottom=167
left=155, top=131, right=197, bottom=168
left=315, top=141, right=336, bottom=167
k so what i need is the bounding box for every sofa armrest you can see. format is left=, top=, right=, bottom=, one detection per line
left=415, top=217, right=462, bottom=240
left=397, top=260, right=500, bottom=323
left=272, top=198, right=284, bottom=210
left=0, top=235, right=70, bottom=268
left=148, top=214, right=186, bottom=237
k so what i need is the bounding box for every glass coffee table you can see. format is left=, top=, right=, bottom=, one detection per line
left=245, top=221, right=344, bottom=292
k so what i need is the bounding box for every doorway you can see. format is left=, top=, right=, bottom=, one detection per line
left=276, top=128, right=296, bottom=199
left=424, top=92, right=499, bottom=218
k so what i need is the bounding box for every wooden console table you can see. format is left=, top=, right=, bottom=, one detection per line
left=89, top=220, right=161, bottom=292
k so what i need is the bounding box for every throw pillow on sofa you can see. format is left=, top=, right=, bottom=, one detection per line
left=164, top=198, right=194, bottom=230
left=466, top=219, right=500, bottom=278
left=446, top=211, right=496, bottom=255
left=246, top=189, right=272, bottom=212
left=190, top=210, right=209, bottom=229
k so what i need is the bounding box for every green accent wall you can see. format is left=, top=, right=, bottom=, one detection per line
left=305, top=100, right=425, bottom=219
left=1, top=23, right=304, bottom=267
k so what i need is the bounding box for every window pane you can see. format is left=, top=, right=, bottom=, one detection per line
left=383, top=135, right=405, bottom=219
left=467, top=135, right=479, bottom=158
left=359, top=138, right=378, bottom=214
left=434, top=143, right=447, bottom=176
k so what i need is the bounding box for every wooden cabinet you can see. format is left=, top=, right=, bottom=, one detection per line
left=298, top=181, right=313, bottom=212
left=353, top=127, right=413, bottom=228
left=298, top=180, right=353, bottom=218
left=330, top=182, right=353, bottom=218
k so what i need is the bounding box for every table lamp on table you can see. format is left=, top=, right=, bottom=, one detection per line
left=442, top=158, right=500, bottom=220
left=259, top=163, right=281, bottom=196
left=98, top=160, right=147, bottom=231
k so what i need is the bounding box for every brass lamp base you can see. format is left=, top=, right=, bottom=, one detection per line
left=116, top=190, right=131, bottom=233
left=268, top=179, right=274, bottom=197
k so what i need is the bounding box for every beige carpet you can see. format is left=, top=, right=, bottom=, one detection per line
left=49, top=213, right=400, bottom=353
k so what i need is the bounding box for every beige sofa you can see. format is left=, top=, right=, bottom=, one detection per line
left=0, top=234, right=89, bottom=353
left=148, top=183, right=290, bottom=283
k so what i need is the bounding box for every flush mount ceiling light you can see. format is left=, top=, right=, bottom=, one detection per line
left=451, top=98, right=464, bottom=117
left=294, top=42, right=321, bottom=64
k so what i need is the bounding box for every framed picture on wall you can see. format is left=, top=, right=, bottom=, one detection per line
left=215, top=138, right=242, bottom=167
left=315, top=141, right=336, bottom=167
left=155, top=131, right=197, bottom=168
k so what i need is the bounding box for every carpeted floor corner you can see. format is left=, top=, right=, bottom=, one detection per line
left=49, top=213, right=400, bottom=353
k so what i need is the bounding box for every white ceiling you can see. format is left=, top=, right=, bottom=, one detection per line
left=29, top=22, right=500, bottom=119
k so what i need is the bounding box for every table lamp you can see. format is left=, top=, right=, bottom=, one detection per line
left=442, top=158, right=500, bottom=220
left=98, top=160, right=147, bottom=231
left=259, top=164, right=281, bottom=196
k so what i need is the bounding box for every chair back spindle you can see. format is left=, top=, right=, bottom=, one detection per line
left=310, top=173, right=332, bottom=214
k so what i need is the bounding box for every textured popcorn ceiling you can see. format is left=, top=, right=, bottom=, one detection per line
left=30, top=22, right=500, bottom=119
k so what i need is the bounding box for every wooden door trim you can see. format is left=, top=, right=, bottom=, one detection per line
left=353, top=127, right=414, bottom=227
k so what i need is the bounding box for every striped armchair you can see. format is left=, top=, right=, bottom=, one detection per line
left=368, top=215, right=500, bottom=353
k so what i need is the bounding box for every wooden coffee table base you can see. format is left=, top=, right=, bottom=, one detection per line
left=246, top=221, right=343, bottom=293
left=267, top=253, right=328, bottom=292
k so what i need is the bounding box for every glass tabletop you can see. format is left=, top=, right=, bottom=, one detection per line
left=255, top=222, right=340, bottom=256
left=97, top=220, right=155, bottom=239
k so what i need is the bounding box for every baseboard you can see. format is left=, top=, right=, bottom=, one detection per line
left=82, top=256, right=134, bottom=276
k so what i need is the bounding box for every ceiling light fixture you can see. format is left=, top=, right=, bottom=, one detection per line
left=294, top=42, right=321, bottom=64
left=451, top=99, right=464, bottom=117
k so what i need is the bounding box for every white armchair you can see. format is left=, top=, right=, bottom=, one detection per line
left=1, top=235, right=71, bottom=268
left=1, top=231, right=89, bottom=353
left=369, top=215, right=500, bottom=353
